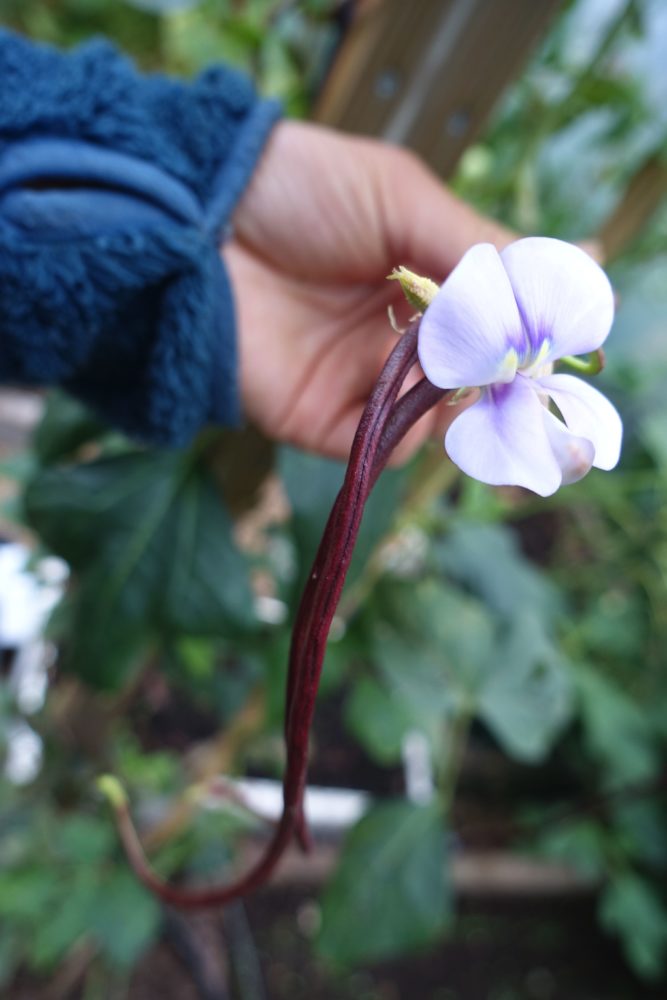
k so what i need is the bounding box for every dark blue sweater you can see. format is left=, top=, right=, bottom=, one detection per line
left=0, top=30, right=281, bottom=444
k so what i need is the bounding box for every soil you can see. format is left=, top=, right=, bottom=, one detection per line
left=10, top=886, right=663, bottom=1000
left=238, top=886, right=664, bottom=1000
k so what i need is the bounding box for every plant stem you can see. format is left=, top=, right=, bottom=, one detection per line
left=439, top=704, right=474, bottom=814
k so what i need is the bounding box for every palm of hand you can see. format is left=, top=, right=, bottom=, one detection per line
left=227, top=244, right=414, bottom=459
left=227, top=122, right=511, bottom=459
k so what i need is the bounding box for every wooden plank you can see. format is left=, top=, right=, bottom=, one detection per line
left=314, top=0, right=562, bottom=177
left=315, top=0, right=454, bottom=137
left=239, top=840, right=597, bottom=895
left=597, top=154, right=667, bottom=261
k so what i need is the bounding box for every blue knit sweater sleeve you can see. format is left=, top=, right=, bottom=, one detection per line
left=0, top=30, right=281, bottom=445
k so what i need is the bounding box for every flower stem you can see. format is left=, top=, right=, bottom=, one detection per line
left=282, top=325, right=426, bottom=847
left=370, top=377, right=449, bottom=487
left=101, top=321, right=447, bottom=909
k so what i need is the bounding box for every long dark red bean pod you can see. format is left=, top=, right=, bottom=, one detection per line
left=282, top=324, right=423, bottom=848
left=101, top=321, right=449, bottom=909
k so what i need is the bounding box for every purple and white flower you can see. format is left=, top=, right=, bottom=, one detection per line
left=418, top=237, right=623, bottom=497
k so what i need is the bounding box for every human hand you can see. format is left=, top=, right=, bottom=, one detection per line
left=228, top=121, right=513, bottom=460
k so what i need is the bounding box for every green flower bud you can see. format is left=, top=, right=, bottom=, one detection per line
left=96, top=774, right=128, bottom=811
left=388, top=266, right=439, bottom=312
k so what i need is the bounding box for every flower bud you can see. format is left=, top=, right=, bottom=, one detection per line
left=388, top=266, right=439, bottom=312
left=96, top=774, right=128, bottom=811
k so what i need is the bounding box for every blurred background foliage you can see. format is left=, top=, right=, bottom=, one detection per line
left=0, top=0, right=666, bottom=996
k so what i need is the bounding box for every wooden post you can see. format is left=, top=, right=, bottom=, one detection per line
left=314, top=0, right=562, bottom=177
left=597, top=154, right=667, bottom=261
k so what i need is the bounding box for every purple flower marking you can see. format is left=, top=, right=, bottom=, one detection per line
left=418, top=237, right=623, bottom=496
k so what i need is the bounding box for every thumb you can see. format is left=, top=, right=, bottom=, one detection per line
left=378, top=147, right=516, bottom=281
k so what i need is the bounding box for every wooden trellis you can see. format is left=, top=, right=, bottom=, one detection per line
left=315, top=0, right=667, bottom=256
left=315, top=0, right=562, bottom=178
left=598, top=153, right=667, bottom=261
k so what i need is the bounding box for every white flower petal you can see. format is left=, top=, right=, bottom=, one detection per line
left=538, top=373, right=622, bottom=470
left=501, top=237, right=614, bottom=361
left=444, top=375, right=562, bottom=496
left=542, top=410, right=595, bottom=485
left=418, top=243, right=524, bottom=389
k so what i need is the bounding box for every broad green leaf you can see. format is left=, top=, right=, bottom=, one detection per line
left=317, top=800, right=450, bottom=966
left=55, top=814, right=116, bottom=864
left=363, top=581, right=571, bottom=764
left=23, top=866, right=160, bottom=971
left=576, top=589, right=645, bottom=662
left=476, top=616, right=574, bottom=763
left=611, top=799, right=667, bottom=868
left=24, top=450, right=256, bottom=687
left=30, top=871, right=99, bottom=969
left=58, top=587, right=151, bottom=687
left=575, top=665, right=659, bottom=785
left=436, top=521, right=562, bottom=625
left=89, top=871, right=161, bottom=968
left=536, top=819, right=608, bottom=880
left=373, top=628, right=458, bottom=722
left=0, top=868, right=61, bottom=924
left=32, top=391, right=107, bottom=465
left=372, top=579, right=496, bottom=704
left=345, top=675, right=428, bottom=765
left=600, top=873, right=667, bottom=979
left=0, top=452, right=38, bottom=485
left=343, top=581, right=493, bottom=764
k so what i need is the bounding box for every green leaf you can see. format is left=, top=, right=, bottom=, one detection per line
left=476, top=616, right=574, bottom=763
left=30, top=871, right=99, bottom=969
left=259, top=32, right=301, bottom=100
left=0, top=451, right=38, bottom=485
left=172, top=635, right=218, bottom=680
left=436, top=521, right=562, bottom=625
left=345, top=582, right=495, bottom=767
left=0, top=927, right=20, bottom=989
left=318, top=634, right=355, bottom=696
left=363, top=581, right=572, bottom=764
left=60, top=588, right=150, bottom=687
left=612, top=799, right=667, bottom=868
left=0, top=868, right=60, bottom=924
left=32, top=391, right=107, bottom=465
left=577, top=589, right=645, bottom=662
left=24, top=865, right=161, bottom=971
left=24, top=450, right=256, bottom=687
left=55, top=814, right=115, bottom=864
left=640, top=409, right=667, bottom=468
left=113, top=734, right=180, bottom=795
left=536, top=819, right=608, bottom=880
left=345, top=676, right=425, bottom=765
left=373, top=579, right=496, bottom=707
left=90, top=871, right=161, bottom=968
left=600, top=872, right=667, bottom=979
left=317, top=800, right=450, bottom=966
left=373, top=627, right=459, bottom=722
left=279, top=447, right=405, bottom=604
left=574, top=666, right=659, bottom=785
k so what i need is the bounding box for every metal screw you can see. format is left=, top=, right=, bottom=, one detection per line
left=446, top=109, right=471, bottom=137
left=375, top=69, right=401, bottom=100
